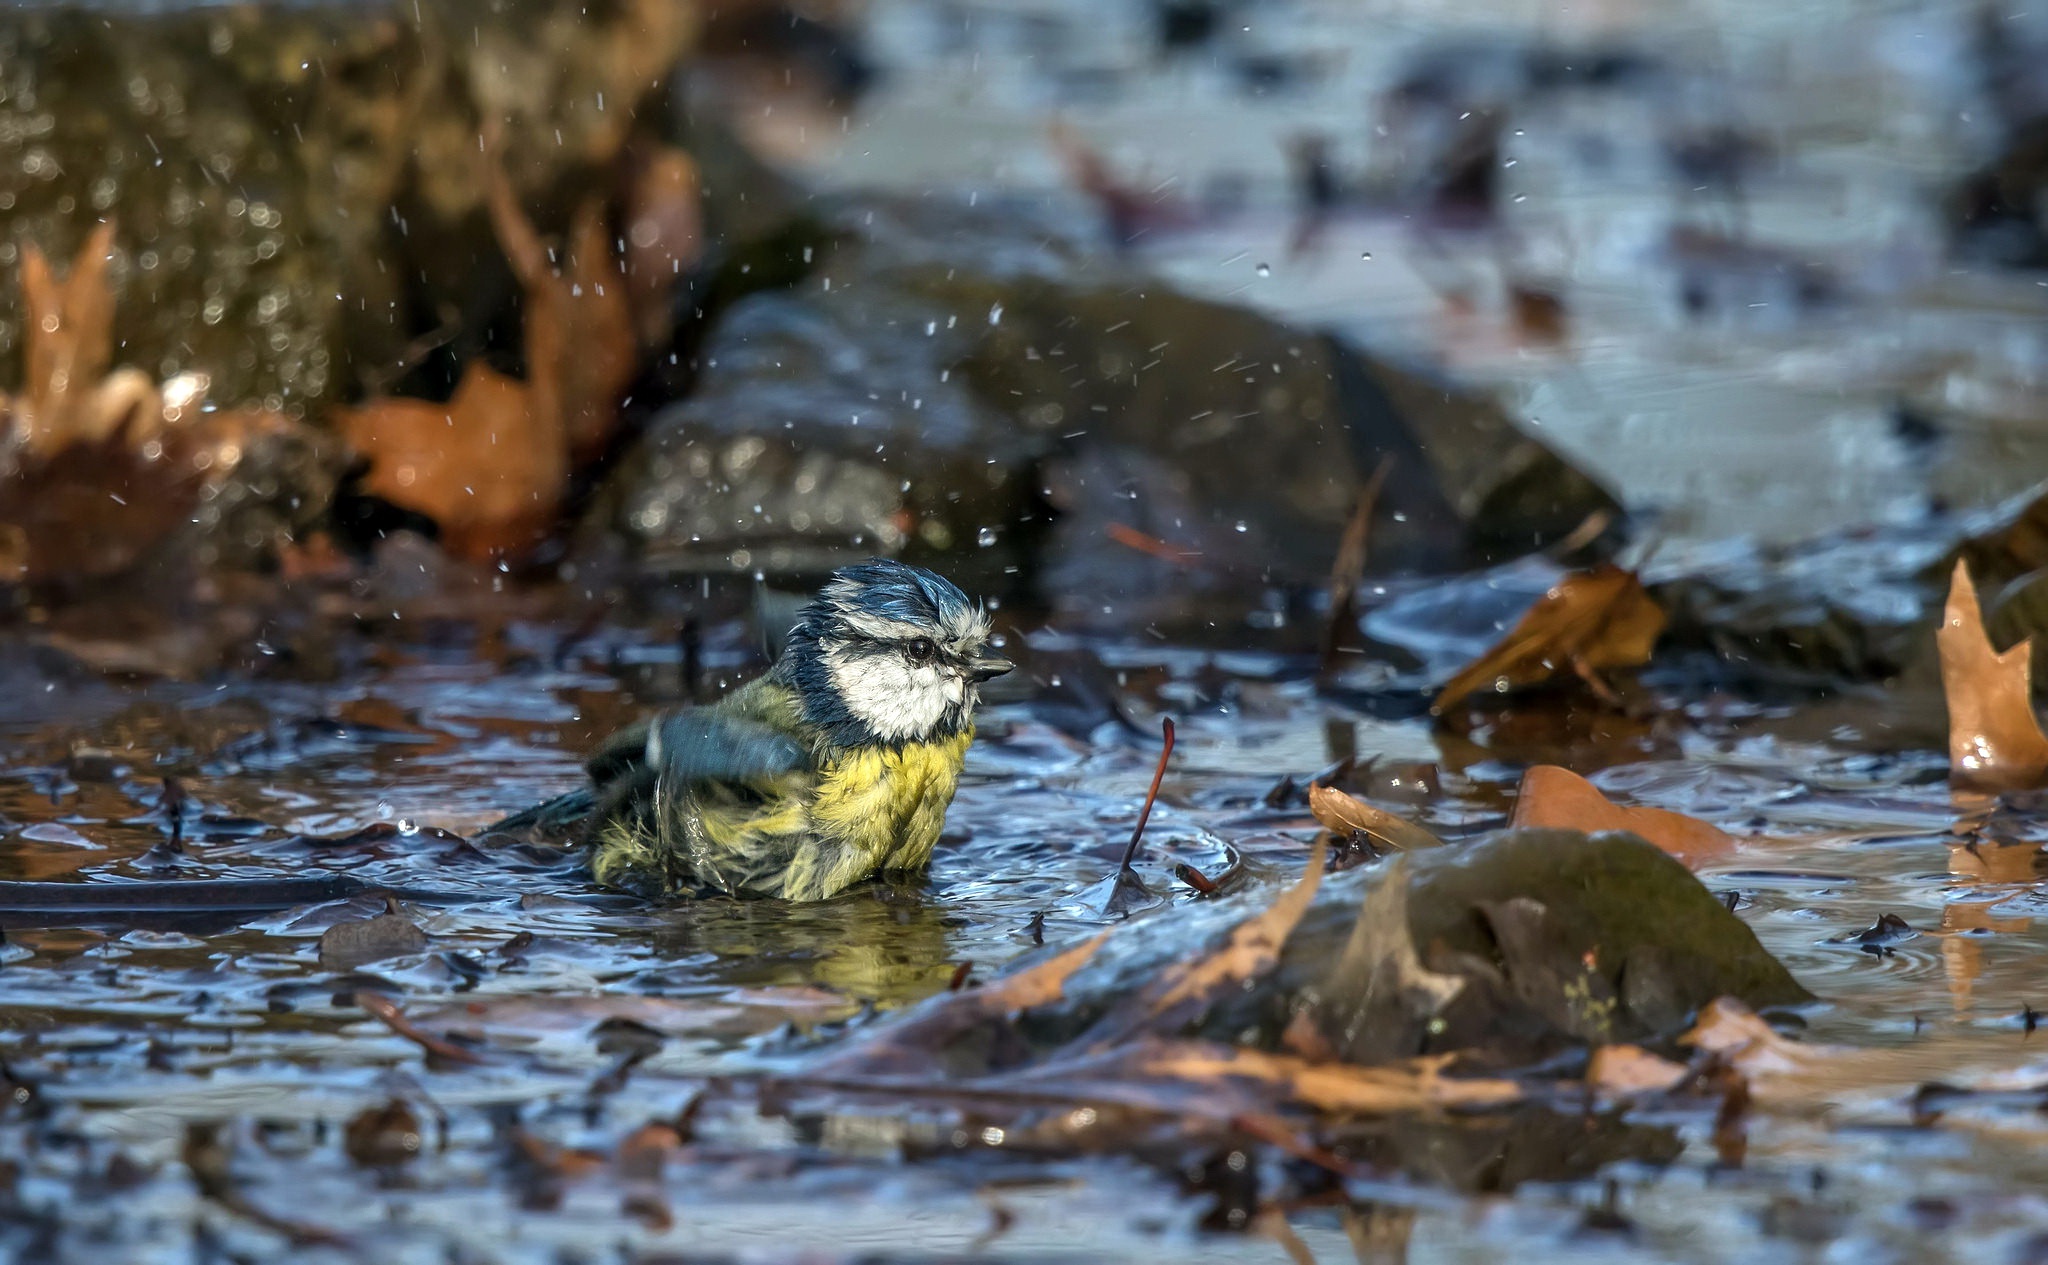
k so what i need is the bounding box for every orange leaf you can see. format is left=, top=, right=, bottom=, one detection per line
left=1433, top=564, right=1664, bottom=713
left=1586, top=1043, right=1688, bottom=1097
left=1508, top=765, right=1735, bottom=866
left=1939, top=559, right=2048, bottom=791
left=336, top=362, right=563, bottom=561
left=621, top=144, right=703, bottom=347
left=18, top=220, right=118, bottom=453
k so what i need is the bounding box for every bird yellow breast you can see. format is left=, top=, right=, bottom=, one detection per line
left=809, top=729, right=973, bottom=876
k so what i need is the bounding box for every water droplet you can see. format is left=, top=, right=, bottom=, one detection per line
left=977, top=527, right=998, bottom=547
left=1255, top=263, right=1271, bottom=277
left=988, top=302, right=1003, bottom=326
left=398, top=818, right=419, bottom=835
left=1234, top=520, right=1249, bottom=533
left=1360, top=252, right=1373, bottom=261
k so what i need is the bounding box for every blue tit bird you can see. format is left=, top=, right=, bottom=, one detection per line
left=493, top=558, right=1012, bottom=902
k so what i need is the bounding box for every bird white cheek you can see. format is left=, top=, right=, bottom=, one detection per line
left=828, top=654, right=952, bottom=741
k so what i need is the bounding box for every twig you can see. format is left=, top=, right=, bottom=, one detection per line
left=1317, top=456, right=1392, bottom=678
left=1105, top=718, right=1176, bottom=914
left=1116, top=717, right=1176, bottom=876
left=355, top=991, right=490, bottom=1067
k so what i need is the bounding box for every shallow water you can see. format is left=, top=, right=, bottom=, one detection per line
left=6, top=605, right=2048, bottom=1261
left=9, top=0, right=2048, bottom=1259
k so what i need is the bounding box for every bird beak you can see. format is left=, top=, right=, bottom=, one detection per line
left=969, top=654, right=1014, bottom=683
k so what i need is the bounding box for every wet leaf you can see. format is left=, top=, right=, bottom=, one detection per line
left=318, top=912, right=429, bottom=971
left=1308, top=785, right=1446, bottom=853
left=1083, top=842, right=1325, bottom=1050
left=1304, top=855, right=1467, bottom=1064
left=1432, top=564, right=1665, bottom=713
left=1939, top=560, right=2048, bottom=791
left=1123, top=1043, right=1522, bottom=1114
left=1508, top=765, right=1736, bottom=866
left=1586, top=1044, right=1689, bottom=1097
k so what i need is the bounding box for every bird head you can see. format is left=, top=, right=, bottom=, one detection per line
left=774, top=558, right=1013, bottom=748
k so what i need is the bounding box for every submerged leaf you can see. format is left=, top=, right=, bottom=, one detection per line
left=1308, top=784, right=1445, bottom=853
left=1432, top=564, right=1665, bottom=713
left=1508, top=765, right=1735, bottom=866
left=1939, top=560, right=2048, bottom=791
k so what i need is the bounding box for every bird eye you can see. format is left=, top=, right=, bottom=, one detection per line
left=903, top=637, right=937, bottom=666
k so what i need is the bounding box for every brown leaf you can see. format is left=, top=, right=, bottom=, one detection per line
left=336, top=361, right=564, bottom=560
left=1432, top=564, right=1665, bottom=713
left=1126, top=1044, right=1522, bottom=1114
left=1508, top=765, right=1736, bottom=867
left=1939, top=559, right=2048, bottom=791
left=1586, top=1043, right=1688, bottom=1097
left=1308, top=784, right=1445, bottom=853
left=1082, top=842, right=1326, bottom=1049
left=621, top=143, right=703, bottom=347
left=18, top=220, right=118, bottom=454
left=542, top=200, right=639, bottom=465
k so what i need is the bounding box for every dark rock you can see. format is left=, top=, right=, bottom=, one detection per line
left=1007, top=828, right=1807, bottom=1069
left=602, top=193, right=1618, bottom=635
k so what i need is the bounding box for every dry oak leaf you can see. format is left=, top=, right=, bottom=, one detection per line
left=1939, top=559, right=2048, bottom=792
left=1508, top=765, right=1735, bottom=867
left=1307, top=784, right=1446, bottom=853
left=336, top=361, right=565, bottom=561
left=1433, top=563, right=1665, bottom=713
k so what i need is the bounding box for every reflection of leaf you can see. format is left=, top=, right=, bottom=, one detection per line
left=1939, top=560, right=2048, bottom=791
left=1508, top=765, right=1735, bottom=867
left=1308, top=785, right=1445, bottom=852
left=1432, top=564, right=1664, bottom=713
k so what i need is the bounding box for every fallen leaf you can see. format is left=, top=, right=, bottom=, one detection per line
left=1304, top=855, right=1467, bottom=1064
left=1508, top=765, right=1736, bottom=866
left=15, top=220, right=118, bottom=454
left=336, top=361, right=564, bottom=560
left=1432, top=564, right=1665, bottom=713
left=1586, top=1043, right=1688, bottom=1097
left=340, top=148, right=638, bottom=556
left=1, top=226, right=300, bottom=586
left=1123, top=1044, right=1522, bottom=1114
left=1939, top=559, right=2048, bottom=791
left=1082, top=842, right=1326, bottom=1049
left=1308, top=784, right=1446, bottom=853
left=621, top=143, right=704, bottom=347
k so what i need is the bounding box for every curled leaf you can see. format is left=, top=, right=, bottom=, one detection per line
left=1433, top=564, right=1664, bottom=713
left=1508, top=765, right=1735, bottom=867
left=1308, top=784, right=1445, bottom=852
left=1939, top=559, right=2048, bottom=791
